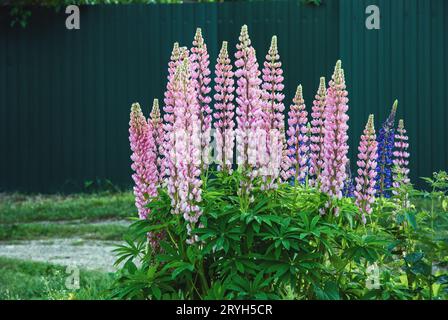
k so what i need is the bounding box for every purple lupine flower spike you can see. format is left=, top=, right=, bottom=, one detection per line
left=375, top=100, right=398, bottom=198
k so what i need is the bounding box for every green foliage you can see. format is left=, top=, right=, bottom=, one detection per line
left=111, top=170, right=420, bottom=300
left=0, top=257, right=113, bottom=300
left=373, top=170, right=448, bottom=299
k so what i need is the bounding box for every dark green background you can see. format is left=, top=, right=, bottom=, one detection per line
left=0, top=0, right=446, bottom=192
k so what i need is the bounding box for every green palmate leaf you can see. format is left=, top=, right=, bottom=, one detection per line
left=405, top=211, right=418, bottom=229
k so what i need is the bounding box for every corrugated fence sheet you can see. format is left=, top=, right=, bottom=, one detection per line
left=0, top=0, right=446, bottom=192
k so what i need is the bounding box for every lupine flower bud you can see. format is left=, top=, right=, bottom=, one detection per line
left=393, top=119, right=410, bottom=190
left=354, top=115, right=378, bottom=224
left=191, top=28, right=212, bottom=170
left=286, top=85, right=309, bottom=185
left=375, top=100, right=398, bottom=198
left=320, top=60, right=350, bottom=202
left=309, top=77, right=327, bottom=187
left=129, top=103, right=158, bottom=220
left=214, top=41, right=235, bottom=173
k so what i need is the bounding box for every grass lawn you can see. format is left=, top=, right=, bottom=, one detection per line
left=0, top=191, right=134, bottom=299
left=0, top=222, right=128, bottom=241
left=0, top=191, right=136, bottom=224
left=0, top=257, right=114, bottom=300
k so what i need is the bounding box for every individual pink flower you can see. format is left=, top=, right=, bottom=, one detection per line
left=149, top=98, right=165, bottom=184
left=129, top=103, right=158, bottom=220
left=260, top=35, right=286, bottom=188
left=309, top=77, right=327, bottom=187
left=234, top=25, right=264, bottom=197
left=320, top=60, right=350, bottom=202
left=191, top=28, right=212, bottom=170
left=213, top=41, right=235, bottom=173
left=171, top=58, right=203, bottom=243
left=286, top=85, right=309, bottom=185
left=354, top=114, right=378, bottom=224
left=393, top=119, right=410, bottom=190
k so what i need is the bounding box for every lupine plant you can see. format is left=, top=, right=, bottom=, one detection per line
left=129, top=102, right=158, bottom=220
left=393, top=119, right=410, bottom=190
left=191, top=28, right=212, bottom=170
left=376, top=100, right=398, bottom=198
left=320, top=60, right=350, bottom=215
left=234, top=25, right=264, bottom=204
left=286, top=85, right=309, bottom=185
left=354, top=114, right=378, bottom=224
left=115, top=26, right=447, bottom=301
left=213, top=41, right=235, bottom=173
left=309, top=77, right=326, bottom=187
left=149, top=98, right=165, bottom=184
left=260, top=35, right=286, bottom=189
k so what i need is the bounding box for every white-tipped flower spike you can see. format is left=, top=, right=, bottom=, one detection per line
left=286, top=85, right=309, bottom=185
left=149, top=98, right=165, bottom=184
left=309, top=77, right=327, bottom=187
left=234, top=25, right=264, bottom=201
left=171, top=58, right=203, bottom=244
left=321, top=60, right=350, bottom=206
left=392, top=119, right=410, bottom=192
left=191, top=28, right=212, bottom=170
left=129, top=102, right=158, bottom=221
left=214, top=41, right=235, bottom=173
left=163, top=43, right=189, bottom=215
left=354, top=114, right=378, bottom=224
left=260, top=35, right=286, bottom=189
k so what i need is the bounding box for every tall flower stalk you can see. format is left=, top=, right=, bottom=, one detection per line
left=286, top=85, right=309, bottom=185
left=309, top=77, right=327, bottom=187
left=393, top=119, right=410, bottom=189
left=172, top=59, right=203, bottom=242
left=260, top=35, right=286, bottom=188
left=191, top=28, right=212, bottom=170
left=321, top=60, right=350, bottom=204
left=213, top=41, right=235, bottom=173
left=234, top=25, right=264, bottom=202
left=129, top=103, right=158, bottom=220
left=375, top=100, right=398, bottom=198
left=149, top=98, right=165, bottom=184
left=164, top=44, right=189, bottom=214
left=354, top=115, right=378, bottom=224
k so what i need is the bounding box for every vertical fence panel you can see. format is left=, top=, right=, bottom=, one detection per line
left=0, top=0, right=446, bottom=192
left=339, top=0, right=447, bottom=188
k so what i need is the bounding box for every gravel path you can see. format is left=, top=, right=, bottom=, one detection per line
left=0, top=238, right=121, bottom=272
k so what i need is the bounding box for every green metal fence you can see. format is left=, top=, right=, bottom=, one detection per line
left=0, top=0, right=446, bottom=192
